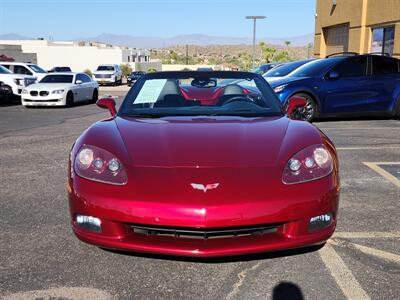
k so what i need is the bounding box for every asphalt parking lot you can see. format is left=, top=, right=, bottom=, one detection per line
left=0, top=86, right=399, bottom=300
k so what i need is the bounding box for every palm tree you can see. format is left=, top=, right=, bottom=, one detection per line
left=284, top=41, right=291, bottom=48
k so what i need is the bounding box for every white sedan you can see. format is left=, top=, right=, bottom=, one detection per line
left=21, top=72, right=99, bottom=107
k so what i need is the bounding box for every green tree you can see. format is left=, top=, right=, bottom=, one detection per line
left=120, top=64, right=132, bottom=77
left=83, top=69, right=92, bottom=77
left=284, top=40, right=291, bottom=48
left=259, top=42, right=277, bottom=63
left=147, top=68, right=157, bottom=73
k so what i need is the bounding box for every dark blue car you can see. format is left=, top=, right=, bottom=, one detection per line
left=268, top=54, right=400, bottom=121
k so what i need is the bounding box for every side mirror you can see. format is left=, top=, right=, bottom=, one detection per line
left=96, top=97, right=117, bottom=117
left=327, top=71, right=339, bottom=80
left=75, top=80, right=83, bottom=84
left=286, top=96, right=307, bottom=120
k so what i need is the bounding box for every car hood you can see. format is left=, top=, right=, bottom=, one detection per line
left=112, top=115, right=321, bottom=168
left=267, top=76, right=310, bottom=88
left=26, top=83, right=74, bottom=90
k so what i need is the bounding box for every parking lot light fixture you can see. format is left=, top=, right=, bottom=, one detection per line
left=246, top=16, right=266, bottom=69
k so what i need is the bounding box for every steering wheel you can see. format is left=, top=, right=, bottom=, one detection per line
left=222, top=95, right=255, bottom=106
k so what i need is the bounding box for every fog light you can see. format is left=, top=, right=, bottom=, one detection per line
left=309, top=213, right=333, bottom=232
left=76, top=214, right=102, bottom=233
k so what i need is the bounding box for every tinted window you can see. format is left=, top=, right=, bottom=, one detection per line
left=97, top=65, right=115, bottom=71
left=0, top=65, right=12, bottom=74
left=289, top=58, right=343, bottom=77
left=40, top=75, right=73, bottom=83
left=14, top=65, right=33, bottom=75
left=330, top=57, right=368, bottom=77
left=28, top=64, right=47, bottom=73
left=372, top=56, right=399, bottom=75
left=1, top=64, right=10, bottom=70
left=264, top=60, right=312, bottom=77
left=80, top=73, right=92, bottom=82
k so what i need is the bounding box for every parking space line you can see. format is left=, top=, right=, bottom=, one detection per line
left=319, top=244, right=370, bottom=300
left=363, top=162, right=400, bottom=187
left=351, top=242, right=400, bottom=263
left=334, top=232, right=400, bottom=239
left=318, top=127, right=400, bottom=130
left=336, top=146, right=400, bottom=150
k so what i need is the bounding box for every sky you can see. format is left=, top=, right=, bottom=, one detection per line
left=0, top=0, right=316, bottom=39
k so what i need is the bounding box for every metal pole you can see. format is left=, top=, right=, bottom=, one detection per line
left=246, top=16, right=266, bottom=70
left=252, top=18, right=256, bottom=68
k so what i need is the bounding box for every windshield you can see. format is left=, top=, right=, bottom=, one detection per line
left=97, top=65, right=115, bottom=71
left=0, top=65, right=12, bottom=74
left=28, top=64, right=47, bottom=73
left=264, top=60, right=312, bottom=77
left=288, top=58, right=343, bottom=77
left=40, top=74, right=73, bottom=83
left=120, top=72, right=282, bottom=118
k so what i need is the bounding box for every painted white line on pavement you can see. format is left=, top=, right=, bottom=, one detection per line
left=350, top=242, right=400, bottom=263
left=319, top=244, right=370, bottom=300
left=334, top=232, right=400, bottom=239
left=318, top=127, right=400, bottom=130
left=363, top=162, right=400, bottom=188
left=336, top=146, right=400, bottom=150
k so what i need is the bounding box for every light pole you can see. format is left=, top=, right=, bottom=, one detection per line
left=245, top=16, right=266, bottom=69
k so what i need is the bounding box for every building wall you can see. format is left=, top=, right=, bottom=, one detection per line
left=0, top=40, right=155, bottom=72
left=0, top=44, right=37, bottom=63
left=314, top=0, right=400, bottom=58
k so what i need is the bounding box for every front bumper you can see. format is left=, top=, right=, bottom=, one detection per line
left=93, top=77, right=116, bottom=84
left=22, top=94, right=66, bottom=106
left=68, top=169, right=339, bottom=257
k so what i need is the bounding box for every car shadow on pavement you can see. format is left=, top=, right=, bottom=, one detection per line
left=100, top=243, right=325, bottom=264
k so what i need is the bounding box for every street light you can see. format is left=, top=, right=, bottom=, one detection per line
left=245, top=16, right=266, bottom=69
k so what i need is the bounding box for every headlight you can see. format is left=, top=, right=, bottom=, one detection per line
left=274, top=84, right=288, bottom=93
left=13, top=78, right=23, bottom=86
left=21, top=89, right=29, bottom=94
left=52, top=89, right=65, bottom=94
left=74, top=145, right=128, bottom=185
left=282, top=144, right=333, bottom=184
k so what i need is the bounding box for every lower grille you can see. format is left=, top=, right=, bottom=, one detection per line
left=131, top=223, right=282, bottom=239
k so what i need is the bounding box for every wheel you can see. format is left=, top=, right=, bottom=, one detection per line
left=91, top=89, right=98, bottom=103
left=66, top=92, right=74, bottom=107
left=291, top=93, right=318, bottom=122
left=394, top=97, right=400, bottom=119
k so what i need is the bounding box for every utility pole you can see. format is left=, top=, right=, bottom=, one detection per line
left=185, top=44, right=189, bottom=65
left=245, top=16, right=266, bottom=69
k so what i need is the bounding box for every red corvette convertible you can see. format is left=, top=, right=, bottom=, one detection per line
left=68, top=71, right=339, bottom=257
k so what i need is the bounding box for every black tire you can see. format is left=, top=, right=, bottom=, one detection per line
left=91, top=89, right=98, bottom=103
left=291, top=93, right=318, bottom=122
left=66, top=92, right=74, bottom=107
left=394, top=97, right=400, bottom=120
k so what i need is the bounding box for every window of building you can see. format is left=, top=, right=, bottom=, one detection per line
left=371, top=26, right=395, bottom=56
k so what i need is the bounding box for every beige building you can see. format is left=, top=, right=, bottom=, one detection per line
left=0, top=39, right=161, bottom=72
left=314, top=0, right=400, bottom=58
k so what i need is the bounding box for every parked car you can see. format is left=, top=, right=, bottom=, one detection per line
left=127, top=71, right=145, bottom=86
left=0, top=80, right=12, bottom=101
left=21, top=72, right=98, bottom=107
left=251, top=62, right=281, bottom=75
left=0, top=65, right=36, bottom=98
left=0, top=62, right=48, bottom=81
left=269, top=54, right=400, bottom=121
left=68, top=71, right=339, bottom=257
left=48, top=66, right=72, bottom=73
left=92, top=64, right=122, bottom=86
left=263, top=59, right=315, bottom=79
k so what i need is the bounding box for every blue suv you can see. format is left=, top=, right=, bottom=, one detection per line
left=268, top=54, right=400, bottom=121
